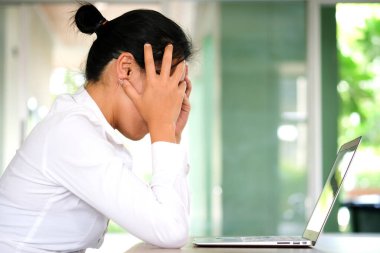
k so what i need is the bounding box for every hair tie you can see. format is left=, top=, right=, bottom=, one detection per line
left=95, top=19, right=108, bottom=35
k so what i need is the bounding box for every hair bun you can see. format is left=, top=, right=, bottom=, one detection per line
left=74, top=3, right=107, bottom=35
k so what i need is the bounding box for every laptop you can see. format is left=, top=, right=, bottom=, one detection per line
left=193, top=136, right=362, bottom=247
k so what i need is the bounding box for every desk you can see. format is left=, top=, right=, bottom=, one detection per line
left=123, top=234, right=380, bottom=253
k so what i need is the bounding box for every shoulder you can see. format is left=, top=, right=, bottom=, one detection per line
left=45, top=109, right=110, bottom=153
left=24, top=92, right=110, bottom=156
left=24, top=90, right=125, bottom=164
left=48, top=92, right=103, bottom=126
left=41, top=107, right=121, bottom=174
left=22, top=94, right=102, bottom=149
left=42, top=90, right=108, bottom=139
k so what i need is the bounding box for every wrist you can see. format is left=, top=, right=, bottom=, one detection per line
left=149, top=123, right=176, bottom=143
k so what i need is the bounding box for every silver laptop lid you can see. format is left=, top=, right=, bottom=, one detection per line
left=303, top=136, right=361, bottom=245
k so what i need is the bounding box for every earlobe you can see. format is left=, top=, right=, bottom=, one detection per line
left=117, top=78, right=125, bottom=86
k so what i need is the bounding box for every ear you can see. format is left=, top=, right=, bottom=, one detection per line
left=116, top=52, right=135, bottom=80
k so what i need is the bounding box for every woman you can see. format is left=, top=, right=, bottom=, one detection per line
left=0, top=3, right=193, bottom=252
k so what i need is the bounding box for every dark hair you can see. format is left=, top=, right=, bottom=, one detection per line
left=74, top=3, right=193, bottom=82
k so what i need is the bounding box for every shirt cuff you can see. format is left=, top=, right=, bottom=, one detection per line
left=151, top=141, right=188, bottom=187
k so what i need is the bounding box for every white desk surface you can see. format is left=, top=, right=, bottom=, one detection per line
left=123, top=234, right=380, bottom=253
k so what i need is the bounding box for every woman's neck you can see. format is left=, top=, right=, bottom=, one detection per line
left=86, top=80, right=116, bottom=128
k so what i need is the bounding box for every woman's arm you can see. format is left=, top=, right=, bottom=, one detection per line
left=44, top=116, right=190, bottom=248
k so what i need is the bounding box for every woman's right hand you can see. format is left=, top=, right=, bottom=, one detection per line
left=121, top=44, right=187, bottom=143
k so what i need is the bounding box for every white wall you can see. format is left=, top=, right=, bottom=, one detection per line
left=1, top=6, right=53, bottom=172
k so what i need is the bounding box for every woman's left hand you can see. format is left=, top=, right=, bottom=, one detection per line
left=175, top=65, right=192, bottom=143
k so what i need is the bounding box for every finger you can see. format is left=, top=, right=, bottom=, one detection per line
left=184, top=76, right=192, bottom=97
left=121, top=81, right=141, bottom=108
left=178, top=80, right=187, bottom=95
left=160, top=44, right=173, bottom=77
left=172, top=61, right=186, bottom=83
left=180, top=62, right=187, bottom=82
left=144, top=44, right=156, bottom=78
left=182, top=94, right=190, bottom=107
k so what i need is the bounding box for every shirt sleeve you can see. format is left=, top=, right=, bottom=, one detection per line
left=42, top=114, right=190, bottom=248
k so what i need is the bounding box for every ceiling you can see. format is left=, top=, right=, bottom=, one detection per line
left=40, top=3, right=161, bottom=46
left=37, top=2, right=161, bottom=68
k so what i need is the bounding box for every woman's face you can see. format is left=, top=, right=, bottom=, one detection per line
left=115, top=67, right=148, bottom=140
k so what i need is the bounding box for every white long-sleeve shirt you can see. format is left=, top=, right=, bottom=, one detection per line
left=0, top=88, right=190, bottom=253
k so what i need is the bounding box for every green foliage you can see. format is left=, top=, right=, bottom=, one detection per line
left=356, top=170, right=380, bottom=189
left=63, top=70, right=82, bottom=95
left=338, top=51, right=374, bottom=121
left=357, top=18, right=380, bottom=62
left=107, top=220, right=126, bottom=233
left=337, top=8, right=380, bottom=147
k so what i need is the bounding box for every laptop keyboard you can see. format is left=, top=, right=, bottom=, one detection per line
left=241, top=236, right=307, bottom=242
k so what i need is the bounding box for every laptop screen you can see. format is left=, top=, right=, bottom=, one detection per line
left=303, top=137, right=361, bottom=245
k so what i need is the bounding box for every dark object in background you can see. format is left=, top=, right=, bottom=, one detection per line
left=343, top=195, right=380, bottom=233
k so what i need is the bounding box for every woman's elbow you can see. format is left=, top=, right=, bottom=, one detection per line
left=155, top=220, right=189, bottom=248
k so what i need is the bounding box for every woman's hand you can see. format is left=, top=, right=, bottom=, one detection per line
left=175, top=65, right=192, bottom=143
left=122, top=44, right=186, bottom=143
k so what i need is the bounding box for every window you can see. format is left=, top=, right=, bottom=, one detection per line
left=336, top=3, right=380, bottom=232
